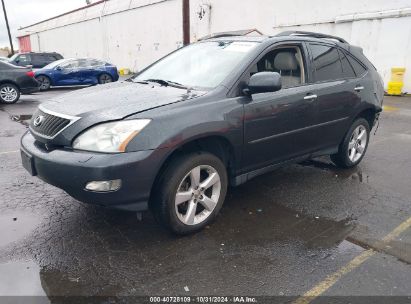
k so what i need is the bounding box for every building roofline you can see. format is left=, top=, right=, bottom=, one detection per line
left=18, top=0, right=107, bottom=30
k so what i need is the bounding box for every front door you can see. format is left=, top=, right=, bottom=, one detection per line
left=54, top=60, right=82, bottom=86
left=242, top=44, right=318, bottom=172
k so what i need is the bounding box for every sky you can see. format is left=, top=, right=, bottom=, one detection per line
left=0, top=0, right=87, bottom=49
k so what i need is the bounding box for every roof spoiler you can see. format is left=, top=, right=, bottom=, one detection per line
left=275, top=31, right=348, bottom=44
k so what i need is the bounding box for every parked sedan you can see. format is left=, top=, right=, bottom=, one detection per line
left=35, top=58, right=119, bottom=90
left=0, top=61, right=39, bottom=104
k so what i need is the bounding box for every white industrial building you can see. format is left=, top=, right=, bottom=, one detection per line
left=16, top=0, right=411, bottom=92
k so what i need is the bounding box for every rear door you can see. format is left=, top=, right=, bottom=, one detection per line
left=31, top=54, right=46, bottom=68
left=242, top=42, right=319, bottom=172
left=77, top=59, right=100, bottom=84
left=307, top=43, right=361, bottom=150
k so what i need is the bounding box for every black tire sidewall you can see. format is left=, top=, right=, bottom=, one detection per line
left=36, top=76, right=51, bottom=90
left=0, top=83, right=20, bottom=104
left=99, top=73, right=112, bottom=84
left=153, top=152, right=228, bottom=234
left=338, top=118, right=370, bottom=167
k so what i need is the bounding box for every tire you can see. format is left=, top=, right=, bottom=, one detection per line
left=0, top=83, right=20, bottom=104
left=98, top=73, right=113, bottom=84
left=331, top=118, right=370, bottom=168
left=151, top=152, right=228, bottom=235
left=36, top=75, right=51, bottom=91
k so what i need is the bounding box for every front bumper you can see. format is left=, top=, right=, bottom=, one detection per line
left=20, top=132, right=167, bottom=211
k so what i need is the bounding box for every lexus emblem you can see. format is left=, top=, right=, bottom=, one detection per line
left=33, top=115, right=44, bottom=127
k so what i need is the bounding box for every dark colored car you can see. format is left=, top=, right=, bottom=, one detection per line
left=21, top=31, right=383, bottom=234
left=0, top=61, right=39, bottom=104
left=8, top=52, right=63, bottom=69
left=34, top=58, right=119, bottom=90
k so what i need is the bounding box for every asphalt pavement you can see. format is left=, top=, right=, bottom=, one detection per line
left=0, top=85, right=410, bottom=303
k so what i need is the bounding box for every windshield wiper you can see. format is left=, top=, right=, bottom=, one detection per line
left=144, top=79, right=188, bottom=89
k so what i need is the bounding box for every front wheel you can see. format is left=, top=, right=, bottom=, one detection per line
left=331, top=118, right=370, bottom=168
left=0, top=83, right=20, bottom=104
left=36, top=75, right=51, bottom=91
left=151, top=152, right=228, bottom=235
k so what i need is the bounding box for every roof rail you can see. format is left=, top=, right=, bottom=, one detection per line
left=198, top=29, right=263, bottom=41
left=198, top=33, right=241, bottom=41
left=275, top=31, right=348, bottom=44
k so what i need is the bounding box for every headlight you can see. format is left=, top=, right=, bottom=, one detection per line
left=72, top=119, right=151, bottom=153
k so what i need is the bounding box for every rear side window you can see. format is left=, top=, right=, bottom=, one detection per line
left=346, top=53, right=367, bottom=77
left=309, top=44, right=342, bottom=82
left=16, top=54, right=31, bottom=65
left=32, top=54, right=44, bottom=64
left=338, top=50, right=356, bottom=78
left=46, top=55, right=58, bottom=61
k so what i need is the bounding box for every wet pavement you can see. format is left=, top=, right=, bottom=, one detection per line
left=0, top=88, right=410, bottom=302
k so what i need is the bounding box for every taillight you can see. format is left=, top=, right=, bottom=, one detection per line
left=26, top=71, right=35, bottom=78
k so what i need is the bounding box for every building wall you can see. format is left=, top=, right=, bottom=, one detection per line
left=24, top=0, right=183, bottom=71
left=18, top=0, right=411, bottom=91
left=190, top=0, right=411, bottom=92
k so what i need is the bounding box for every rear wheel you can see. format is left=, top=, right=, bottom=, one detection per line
left=0, top=83, right=20, bottom=104
left=98, top=73, right=112, bottom=84
left=331, top=118, right=370, bottom=168
left=36, top=75, right=51, bottom=91
left=151, top=152, right=228, bottom=234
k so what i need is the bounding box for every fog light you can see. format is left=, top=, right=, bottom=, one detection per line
left=85, top=179, right=122, bottom=192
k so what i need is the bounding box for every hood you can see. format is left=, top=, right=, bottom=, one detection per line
left=42, top=81, right=206, bottom=120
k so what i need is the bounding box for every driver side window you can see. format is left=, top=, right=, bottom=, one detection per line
left=60, top=61, right=78, bottom=69
left=250, top=46, right=306, bottom=88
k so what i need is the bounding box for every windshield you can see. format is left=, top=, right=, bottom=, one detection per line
left=133, top=41, right=259, bottom=89
left=9, top=54, right=18, bottom=61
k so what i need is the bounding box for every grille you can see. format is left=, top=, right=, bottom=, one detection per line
left=30, top=109, right=71, bottom=138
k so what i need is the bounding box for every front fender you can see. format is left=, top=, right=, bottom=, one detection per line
left=125, top=95, right=244, bottom=153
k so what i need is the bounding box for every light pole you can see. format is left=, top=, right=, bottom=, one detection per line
left=1, top=0, right=14, bottom=55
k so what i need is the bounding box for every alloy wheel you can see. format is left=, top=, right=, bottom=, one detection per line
left=175, top=165, right=222, bottom=226
left=348, top=125, right=368, bottom=163
left=37, top=76, right=50, bottom=90
left=100, top=74, right=112, bottom=84
left=0, top=86, right=18, bottom=103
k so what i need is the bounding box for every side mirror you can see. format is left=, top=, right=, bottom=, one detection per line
left=247, top=72, right=282, bottom=95
left=56, top=66, right=62, bottom=71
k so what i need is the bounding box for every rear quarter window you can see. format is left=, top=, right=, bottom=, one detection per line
left=338, top=50, right=356, bottom=78
left=346, top=53, right=367, bottom=77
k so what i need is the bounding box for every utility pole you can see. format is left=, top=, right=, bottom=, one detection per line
left=1, top=0, right=14, bottom=55
left=182, top=0, right=190, bottom=45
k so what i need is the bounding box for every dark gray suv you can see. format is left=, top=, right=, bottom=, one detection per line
left=21, top=31, right=383, bottom=234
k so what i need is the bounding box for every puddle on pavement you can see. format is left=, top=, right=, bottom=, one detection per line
left=0, top=260, right=47, bottom=298
left=0, top=164, right=362, bottom=297
left=300, top=159, right=368, bottom=183
left=10, top=114, right=32, bottom=127
left=0, top=212, right=42, bottom=248
left=218, top=186, right=355, bottom=249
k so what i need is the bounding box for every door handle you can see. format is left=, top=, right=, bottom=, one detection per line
left=354, top=86, right=364, bottom=92
left=304, top=94, right=318, bottom=101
